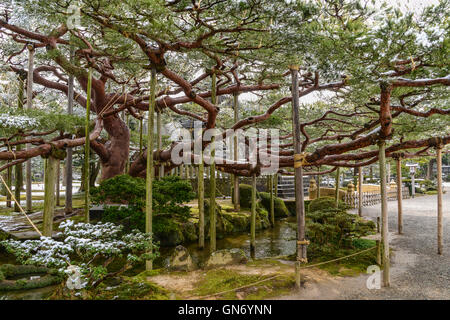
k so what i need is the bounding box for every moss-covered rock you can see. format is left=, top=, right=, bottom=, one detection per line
left=205, top=248, right=248, bottom=268
left=259, top=192, right=290, bottom=218
left=236, top=184, right=258, bottom=208
left=167, top=245, right=196, bottom=271
left=0, top=264, right=63, bottom=291
left=203, top=199, right=235, bottom=238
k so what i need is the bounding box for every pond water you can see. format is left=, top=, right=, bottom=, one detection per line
left=0, top=217, right=298, bottom=300
left=155, top=217, right=297, bottom=268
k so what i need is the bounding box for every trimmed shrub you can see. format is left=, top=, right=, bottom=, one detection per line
left=306, top=208, right=375, bottom=248
left=259, top=192, right=289, bottom=218
left=91, top=175, right=195, bottom=233
left=308, top=196, right=347, bottom=212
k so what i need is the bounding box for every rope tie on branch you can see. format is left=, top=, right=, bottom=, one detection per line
left=6, top=141, right=16, bottom=160
left=293, top=152, right=309, bottom=168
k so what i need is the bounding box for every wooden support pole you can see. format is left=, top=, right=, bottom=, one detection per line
left=84, top=67, right=92, bottom=223
left=65, top=47, right=74, bottom=214
left=25, top=44, right=35, bottom=213
left=56, top=160, right=60, bottom=207
left=358, top=166, right=363, bottom=216
left=396, top=157, right=403, bottom=234
left=209, top=70, right=217, bottom=253
left=14, top=74, right=25, bottom=212
left=335, top=166, right=341, bottom=207
left=290, top=66, right=307, bottom=289
left=198, top=156, right=205, bottom=249
left=139, top=117, right=143, bottom=154
left=146, top=67, right=156, bottom=270
left=233, top=92, right=240, bottom=211
left=250, top=173, right=257, bottom=256
left=157, top=110, right=164, bottom=179
left=43, top=156, right=58, bottom=237
left=274, top=173, right=278, bottom=197
left=6, top=164, right=12, bottom=207
left=317, top=168, right=321, bottom=198
left=436, top=146, right=443, bottom=255
left=376, top=217, right=382, bottom=266
left=270, top=174, right=275, bottom=227
left=379, top=140, right=390, bottom=287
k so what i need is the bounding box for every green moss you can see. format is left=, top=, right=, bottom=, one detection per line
left=236, top=184, right=257, bottom=209
left=308, top=196, right=347, bottom=212
left=92, top=278, right=170, bottom=300
left=259, top=192, right=289, bottom=217
left=191, top=269, right=295, bottom=300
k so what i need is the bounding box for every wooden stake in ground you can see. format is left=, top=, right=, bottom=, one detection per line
left=436, top=145, right=443, bottom=255
left=250, top=173, right=257, bottom=256
left=233, top=92, right=240, bottom=211
left=209, top=70, right=217, bottom=253
left=335, top=166, right=341, bottom=207
left=84, top=67, right=92, bottom=223
left=146, top=67, right=157, bottom=270
left=358, top=166, right=363, bottom=216
left=65, top=48, right=74, bottom=214
left=14, top=74, right=25, bottom=212
left=25, top=44, right=34, bottom=213
left=290, top=66, right=307, bottom=289
left=379, top=140, right=390, bottom=287
left=396, top=157, right=403, bottom=234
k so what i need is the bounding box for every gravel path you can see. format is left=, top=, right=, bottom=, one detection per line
left=279, top=185, right=450, bottom=300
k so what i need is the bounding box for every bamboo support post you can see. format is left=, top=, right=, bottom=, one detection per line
left=25, top=44, right=34, bottom=213
left=209, top=70, right=217, bottom=253
left=335, top=166, right=340, bottom=207
left=250, top=173, right=257, bottom=256
left=146, top=67, right=157, bottom=270
left=84, top=67, right=92, bottom=223
left=198, top=152, right=205, bottom=249
left=233, top=92, right=240, bottom=211
left=290, top=66, right=307, bottom=289
left=358, top=166, right=363, bottom=216
left=65, top=47, right=74, bottom=214
left=14, top=75, right=25, bottom=212
left=396, top=157, right=403, bottom=234
left=436, top=146, right=443, bottom=255
left=270, top=174, right=275, bottom=227
left=43, top=156, right=58, bottom=237
left=379, top=140, right=390, bottom=287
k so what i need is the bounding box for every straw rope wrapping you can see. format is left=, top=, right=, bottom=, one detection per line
left=294, top=152, right=310, bottom=168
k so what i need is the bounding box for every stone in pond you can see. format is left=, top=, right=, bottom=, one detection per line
left=167, top=245, right=196, bottom=271
left=205, top=248, right=248, bottom=268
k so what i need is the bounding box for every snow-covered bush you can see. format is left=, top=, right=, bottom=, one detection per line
left=0, top=221, right=158, bottom=289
